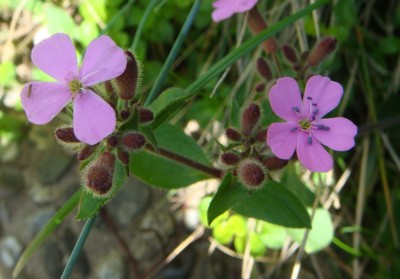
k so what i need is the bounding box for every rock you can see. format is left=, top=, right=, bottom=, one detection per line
left=107, top=177, right=151, bottom=227
left=98, top=250, right=126, bottom=279
left=35, top=151, right=72, bottom=185
left=0, top=166, right=25, bottom=192
left=26, top=207, right=55, bottom=237
left=0, top=235, right=22, bottom=268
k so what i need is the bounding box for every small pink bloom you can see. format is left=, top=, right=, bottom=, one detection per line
left=20, top=33, right=127, bottom=145
left=212, top=0, right=259, bottom=22
left=266, top=76, right=357, bottom=172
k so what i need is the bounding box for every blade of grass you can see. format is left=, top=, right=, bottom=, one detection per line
left=185, top=0, right=329, bottom=96
left=144, top=0, right=203, bottom=106
left=60, top=216, right=97, bottom=279
left=101, top=0, right=136, bottom=35
left=131, top=0, right=159, bottom=50
left=13, top=189, right=82, bottom=278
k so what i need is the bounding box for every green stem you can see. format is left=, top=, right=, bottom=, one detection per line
left=131, top=0, right=159, bottom=50
left=60, top=216, right=97, bottom=279
left=144, top=0, right=203, bottom=106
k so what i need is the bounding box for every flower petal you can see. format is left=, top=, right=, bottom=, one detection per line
left=79, top=36, right=127, bottom=86
left=296, top=132, right=333, bottom=172
left=303, top=75, right=343, bottom=118
left=73, top=90, right=116, bottom=145
left=20, top=81, right=72, bottom=124
left=31, top=33, right=78, bottom=82
left=212, top=3, right=235, bottom=22
left=235, top=0, right=259, bottom=12
left=313, top=117, right=357, bottom=151
left=267, top=122, right=299, bottom=160
left=269, top=77, right=303, bottom=122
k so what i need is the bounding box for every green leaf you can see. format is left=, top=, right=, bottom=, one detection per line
left=199, top=196, right=230, bottom=228
left=44, top=3, right=76, bottom=34
left=234, top=181, right=311, bottom=228
left=130, top=123, right=212, bottom=188
left=258, top=222, right=287, bottom=249
left=13, top=190, right=81, bottom=278
left=207, top=173, right=247, bottom=225
left=148, top=87, right=190, bottom=128
left=281, top=164, right=315, bottom=207
left=76, top=159, right=127, bottom=220
left=139, top=125, right=158, bottom=149
left=234, top=232, right=267, bottom=257
left=287, top=208, right=334, bottom=253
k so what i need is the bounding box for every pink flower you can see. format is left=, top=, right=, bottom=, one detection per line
left=20, top=33, right=127, bottom=145
left=266, top=76, right=357, bottom=172
left=212, top=0, right=259, bottom=22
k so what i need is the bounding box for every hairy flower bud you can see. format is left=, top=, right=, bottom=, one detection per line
left=121, top=132, right=146, bottom=151
left=120, top=109, right=131, bottom=120
left=307, top=37, right=337, bottom=67
left=114, top=50, right=139, bottom=100
left=55, top=127, right=80, bottom=143
left=221, top=152, right=240, bottom=166
left=78, top=145, right=97, bottom=161
left=255, top=83, right=266, bottom=92
left=138, top=108, right=154, bottom=125
left=117, top=150, right=130, bottom=165
left=256, top=58, right=272, bottom=80
left=107, top=135, right=119, bottom=150
left=241, top=103, right=261, bottom=137
left=263, top=156, right=288, bottom=170
left=282, top=44, right=298, bottom=64
left=255, top=128, right=267, bottom=142
left=238, top=159, right=266, bottom=189
left=85, top=152, right=116, bottom=196
left=226, top=128, right=242, bottom=142
left=248, top=7, right=277, bottom=53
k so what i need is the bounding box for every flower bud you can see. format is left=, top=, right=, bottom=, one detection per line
left=78, top=145, right=97, bottom=161
left=307, top=37, right=337, bottom=67
left=241, top=103, right=261, bottom=137
left=114, top=50, right=139, bottom=100
left=248, top=7, right=277, bottom=53
left=121, top=132, right=146, bottom=151
left=263, top=156, right=288, bottom=170
left=120, top=109, right=131, bottom=120
left=107, top=135, right=119, bottom=150
left=255, top=128, right=267, bottom=142
left=221, top=152, right=240, bottom=166
left=282, top=44, right=298, bottom=64
left=238, top=159, right=266, bottom=189
left=254, top=83, right=266, bottom=92
left=85, top=152, right=116, bottom=196
left=117, top=150, right=130, bottom=165
left=55, top=127, right=80, bottom=143
left=256, top=58, right=272, bottom=80
left=226, top=128, right=242, bottom=142
left=138, top=108, right=154, bottom=125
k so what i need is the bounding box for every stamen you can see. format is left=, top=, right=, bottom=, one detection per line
left=292, top=106, right=300, bottom=113
left=307, top=136, right=313, bottom=145
left=312, top=104, right=319, bottom=115
left=290, top=127, right=298, bottom=132
left=315, top=124, right=330, bottom=131
left=307, top=97, right=312, bottom=100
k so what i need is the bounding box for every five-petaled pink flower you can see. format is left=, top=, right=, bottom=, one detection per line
left=20, top=33, right=127, bottom=145
left=212, top=0, right=259, bottom=22
left=266, top=76, right=357, bottom=172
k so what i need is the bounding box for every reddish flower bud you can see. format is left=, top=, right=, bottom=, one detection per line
left=117, top=150, right=130, bottom=165
left=77, top=145, right=97, bottom=161
left=241, top=103, right=261, bottom=137
left=248, top=7, right=277, bottom=53
left=226, top=128, right=242, bottom=141
left=114, top=50, right=139, bottom=100
left=307, top=37, right=337, bottom=67
left=55, top=127, right=80, bottom=143
left=221, top=152, right=240, bottom=166
left=120, top=109, right=131, bottom=120
left=255, top=83, right=266, bottom=92
left=238, top=159, right=266, bottom=189
left=107, top=135, right=119, bottom=149
left=282, top=44, right=298, bottom=64
left=256, top=58, right=272, bottom=80
left=138, top=108, right=154, bottom=125
left=263, top=156, right=288, bottom=170
left=85, top=152, right=116, bottom=196
left=255, top=128, right=267, bottom=142
left=121, top=132, right=146, bottom=151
